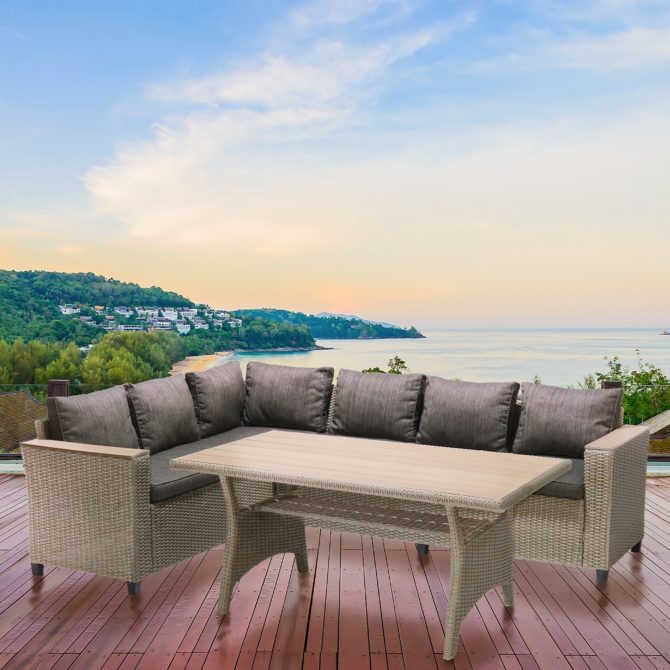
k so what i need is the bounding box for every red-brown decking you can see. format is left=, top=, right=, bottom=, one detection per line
left=1, top=474, right=670, bottom=670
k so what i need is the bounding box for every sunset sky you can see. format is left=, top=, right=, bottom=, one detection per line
left=1, top=0, right=669, bottom=329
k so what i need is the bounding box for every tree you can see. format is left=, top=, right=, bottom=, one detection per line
left=581, top=352, right=670, bottom=424
left=362, top=356, right=409, bottom=374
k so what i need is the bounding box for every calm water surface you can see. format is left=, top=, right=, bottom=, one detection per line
left=219, top=329, right=670, bottom=387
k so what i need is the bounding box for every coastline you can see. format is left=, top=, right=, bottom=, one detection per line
left=169, top=345, right=329, bottom=375
left=170, top=351, right=232, bottom=375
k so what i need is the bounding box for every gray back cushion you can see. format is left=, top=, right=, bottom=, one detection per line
left=512, top=383, right=623, bottom=458
left=243, top=362, right=334, bottom=432
left=46, top=385, right=139, bottom=449
left=418, top=378, right=519, bottom=451
left=330, top=369, right=425, bottom=442
left=186, top=362, right=245, bottom=437
left=126, top=375, right=200, bottom=453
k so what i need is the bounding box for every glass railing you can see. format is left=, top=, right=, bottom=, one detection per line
left=0, top=385, right=48, bottom=454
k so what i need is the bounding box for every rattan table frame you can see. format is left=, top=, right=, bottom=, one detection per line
left=172, top=430, right=570, bottom=660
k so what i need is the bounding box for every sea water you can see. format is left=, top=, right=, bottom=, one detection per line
left=222, top=329, right=670, bottom=387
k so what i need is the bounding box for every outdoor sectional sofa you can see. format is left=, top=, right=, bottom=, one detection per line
left=22, top=361, right=649, bottom=596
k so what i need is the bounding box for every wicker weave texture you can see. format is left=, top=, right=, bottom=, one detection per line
left=214, top=475, right=513, bottom=661
left=583, top=428, right=648, bottom=569
left=22, top=444, right=153, bottom=581
left=151, top=482, right=227, bottom=570
left=513, top=495, right=584, bottom=565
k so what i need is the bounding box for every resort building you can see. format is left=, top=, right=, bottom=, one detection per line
left=116, top=324, right=145, bottom=332
left=58, top=305, right=80, bottom=315
left=161, top=308, right=178, bottom=321
left=150, top=317, right=173, bottom=330
left=175, top=321, right=191, bottom=335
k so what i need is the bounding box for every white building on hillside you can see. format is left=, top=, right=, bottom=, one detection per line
left=135, top=307, right=159, bottom=318
left=58, top=305, right=80, bottom=315
left=161, top=308, right=178, bottom=321
left=117, top=324, right=145, bottom=332
left=150, top=318, right=173, bottom=330
left=175, top=321, right=191, bottom=335
left=114, top=306, right=134, bottom=317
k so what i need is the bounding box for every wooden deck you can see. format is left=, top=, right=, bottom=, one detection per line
left=1, top=475, right=670, bottom=670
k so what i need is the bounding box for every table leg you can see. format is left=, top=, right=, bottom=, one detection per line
left=442, top=508, right=514, bottom=660
left=218, top=476, right=308, bottom=615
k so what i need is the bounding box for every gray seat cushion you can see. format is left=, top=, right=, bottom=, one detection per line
left=126, top=375, right=200, bottom=454
left=243, top=362, right=334, bottom=432
left=46, top=385, right=139, bottom=449
left=418, top=378, right=519, bottom=451
left=149, top=426, right=274, bottom=502
left=186, top=362, right=245, bottom=438
left=512, top=383, right=623, bottom=459
left=535, top=458, right=584, bottom=500
left=329, top=369, right=425, bottom=442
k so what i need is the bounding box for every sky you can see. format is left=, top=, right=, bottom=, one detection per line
left=1, top=0, right=669, bottom=329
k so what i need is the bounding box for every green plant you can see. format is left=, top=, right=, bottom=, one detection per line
left=363, top=356, right=408, bottom=374
left=587, top=352, right=670, bottom=424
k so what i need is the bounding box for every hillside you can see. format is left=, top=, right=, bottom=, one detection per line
left=0, top=270, right=422, bottom=347
left=0, top=270, right=193, bottom=344
left=234, top=308, right=425, bottom=339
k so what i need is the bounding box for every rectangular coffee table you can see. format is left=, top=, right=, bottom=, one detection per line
left=172, top=429, right=569, bottom=660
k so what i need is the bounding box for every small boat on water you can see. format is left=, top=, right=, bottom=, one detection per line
left=661, top=331, right=670, bottom=335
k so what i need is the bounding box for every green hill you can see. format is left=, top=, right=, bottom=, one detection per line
left=0, top=270, right=192, bottom=344
left=233, top=308, right=425, bottom=339
left=0, top=270, right=423, bottom=347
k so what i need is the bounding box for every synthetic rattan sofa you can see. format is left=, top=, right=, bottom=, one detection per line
left=22, top=362, right=648, bottom=595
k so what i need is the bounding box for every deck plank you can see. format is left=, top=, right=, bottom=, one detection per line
left=0, top=477, right=669, bottom=669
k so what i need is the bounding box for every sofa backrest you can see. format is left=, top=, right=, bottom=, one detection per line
left=328, top=369, right=425, bottom=442
left=512, top=382, right=623, bottom=459
left=243, top=362, right=334, bottom=432
left=417, top=378, right=520, bottom=452
left=46, top=385, right=140, bottom=450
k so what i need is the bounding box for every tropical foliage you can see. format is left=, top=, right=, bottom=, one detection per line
left=235, top=308, right=424, bottom=339
left=363, top=356, right=409, bottom=374
left=0, top=270, right=192, bottom=344
left=581, top=354, right=670, bottom=424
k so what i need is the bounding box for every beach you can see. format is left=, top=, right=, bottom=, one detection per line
left=170, top=352, right=231, bottom=375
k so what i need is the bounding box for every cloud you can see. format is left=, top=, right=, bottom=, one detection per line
left=288, top=0, right=410, bottom=29
left=554, top=27, right=670, bottom=71
left=148, top=31, right=440, bottom=109
left=472, top=22, right=670, bottom=74
left=85, top=7, right=446, bottom=254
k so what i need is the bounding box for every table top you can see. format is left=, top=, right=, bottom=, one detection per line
left=171, top=429, right=571, bottom=512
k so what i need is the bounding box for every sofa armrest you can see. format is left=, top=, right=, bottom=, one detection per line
left=583, top=425, right=649, bottom=570
left=20, top=439, right=153, bottom=581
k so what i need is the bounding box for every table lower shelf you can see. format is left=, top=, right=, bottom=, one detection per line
left=252, top=488, right=495, bottom=546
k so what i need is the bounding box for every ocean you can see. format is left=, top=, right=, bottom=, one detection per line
left=219, top=329, right=670, bottom=387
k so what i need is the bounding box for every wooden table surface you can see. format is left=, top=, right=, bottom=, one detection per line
left=172, top=429, right=571, bottom=512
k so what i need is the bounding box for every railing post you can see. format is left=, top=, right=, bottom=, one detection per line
left=47, top=379, right=70, bottom=397
left=600, top=380, right=622, bottom=390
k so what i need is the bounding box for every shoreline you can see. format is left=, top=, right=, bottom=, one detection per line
left=170, top=351, right=232, bottom=375
left=169, top=345, right=329, bottom=375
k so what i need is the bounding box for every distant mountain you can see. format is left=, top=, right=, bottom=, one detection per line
left=234, top=308, right=425, bottom=340
left=315, top=312, right=397, bottom=329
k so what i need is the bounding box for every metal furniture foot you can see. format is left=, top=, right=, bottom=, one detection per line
left=127, top=581, right=141, bottom=595
left=631, top=540, right=642, bottom=552
left=31, top=563, right=44, bottom=576
left=416, top=543, right=429, bottom=555
left=596, top=569, right=609, bottom=584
